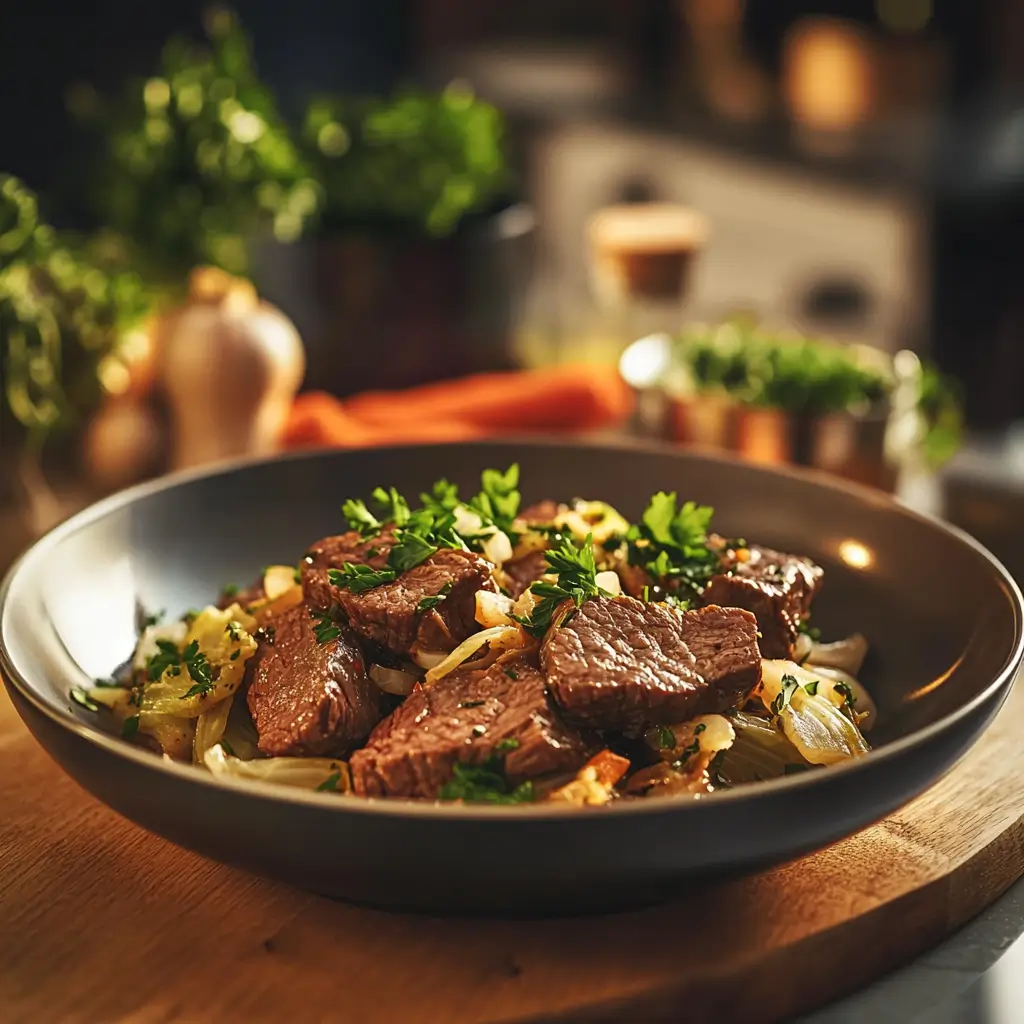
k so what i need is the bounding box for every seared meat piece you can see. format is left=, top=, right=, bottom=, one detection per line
left=519, top=499, right=562, bottom=525
left=300, top=527, right=396, bottom=610
left=503, top=548, right=549, bottom=599
left=541, top=596, right=760, bottom=733
left=339, top=548, right=497, bottom=656
left=247, top=603, right=385, bottom=757
left=350, top=660, right=588, bottom=799
left=702, top=540, right=823, bottom=658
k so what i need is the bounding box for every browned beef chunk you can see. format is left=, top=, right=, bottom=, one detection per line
left=216, top=578, right=264, bottom=612
left=339, top=548, right=497, bottom=656
left=503, top=548, right=549, bottom=599
left=246, top=603, right=385, bottom=757
left=701, top=541, right=823, bottom=658
left=300, top=527, right=396, bottom=610
left=519, top=499, right=563, bottom=525
left=349, top=660, right=588, bottom=799
left=540, top=596, right=760, bottom=733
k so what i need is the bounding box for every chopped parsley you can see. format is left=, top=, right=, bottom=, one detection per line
left=221, top=583, right=239, bottom=598
left=438, top=759, right=534, bottom=805
left=93, top=677, right=123, bottom=688
left=146, top=639, right=184, bottom=682
left=467, top=464, right=521, bottom=540
left=655, top=725, right=675, bottom=750
left=342, top=498, right=382, bottom=538
left=834, top=681, right=857, bottom=715
left=458, top=699, right=486, bottom=709
left=372, top=486, right=411, bottom=527
left=70, top=687, right=100, bottom=712
left=626, top=492, right=719, bottom=598
left=676, top=722, right=707, bottom=764
left=521, top=532, right=611, bottom=637
left=803, top=679, right=819, bottom=696
left=797, top=620, right=821, bottom=642
left=494, top=737, right=520, bottom=753
left=316, top=769, right=343, bottom=793
left=328, top=563, right=398, bottom=594
left=504, top=666, right=519, bottom=680
left=416, top=581, right=453, bottom=614
left=122, top=715, right=140, bottom=739
left=141, top=609, right=165, bottom=629
left=770, top=674, right=801, bottom=717
left=420, top=478, right=460, bottom=516
left=311, top=609, right=342, bottom=645
left=178, top=640, right=215, bottom=699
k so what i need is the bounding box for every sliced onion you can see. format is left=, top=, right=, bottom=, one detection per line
left=803, top=633, right=869, bottom=676
left=595, top=570, right=622, bottom=596
left=263, top=564, right=299, bottom=601
left=482, top=530, right=514, bottom=566
left=369, top=664, right=418, bottom=696
left=204, top=746, right=350, bottom=792
left=476, top=589, right=516, bottom=628
left=803, top=664, right=877, bottom=731
left=412, top=649, right=448, bottom=670
left=424, top=626, right=524, bottom=686
left=453, top=504, right=487, bottom=537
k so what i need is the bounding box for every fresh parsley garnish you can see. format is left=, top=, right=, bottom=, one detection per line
left=521, top=532, right=610, bottom=637
left=178, top=640, right=215, bottom=699
left=372, top=486, right=411, bottom=527
left=504, top=666, right=518, bottom=680
left=420, top=478, right=460, bottom=516
left=626, top=492, right=719, bottom=598
left=416, top=581, right=453, bottom=614
left=833, top=681, right=857, bottom=715
left=803, top=679, right=819, bottom=696
left=311, top=609, right=342, bottom=645
left=467, top=464, right=521, bottom=540
left=797, top=620, right=821, bottom=641
left=438, top=760, right=534, bottom=805
left=494, top=737, right=520, bottom=753
left=328, top=563, right=398, bottom=594
left=122, top=715, right=140, bottom=739
left=141, top=609, right=165, bottom=629
left=221, top=583, right=239, bottom=598
left=342, top=498, right=381, bottom=538
left=70, top=687, right=100, bottom=712
left=771, top=674, right=801, bottom=717
left=146, top=639, right=184, bottom=682
left=655, top=725, right=675, bottom=750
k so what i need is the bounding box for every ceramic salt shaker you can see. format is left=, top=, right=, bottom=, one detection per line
left=158, top=268, right=306, bottom=471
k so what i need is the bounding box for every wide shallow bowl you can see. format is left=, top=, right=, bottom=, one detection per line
left=1, top=440, right=1021, bottom=915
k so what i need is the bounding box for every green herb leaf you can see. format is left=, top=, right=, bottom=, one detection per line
left=494, top=737, right=520, bottom=753
left=146, top=639, right=182, bottom=682
left=467, top=464, right=521, bottom=539
left=504, top=666, right=518, bottom=680
left=522, top=532, right=609, bottom=637
left=178, top=640, right=214, bottom=699
left=656, top=725, right=675, bottom=750
left=316, top=770, right=342, bottom=792
left=328, top=564, right=398, bottom=594
left=70, top=686, right=100, bottom=712
left=342, top=498, right=381, bottom=538
left=371, top=486, right=411, bottom=527
left=803, top=679, right=819, bottom=696
left=220, top=739, right=236, bottom=757
left=142, top=609, right=165, bottom=629
left=311, top=610, right=342, bottom=645
left=122, top=715, right=140, bottom=739
left=221, top=583, right=239, bottom=598
left=438, top=760, right=534, bottom=805
left=420, top=478, right=460, bottom=516
left=771, top=674, right=801, bottom=717
left=626, top=491, right=718, bottom=597
left=833, top=681, right=856, bottom=714
left=416, top=580, right=453, bottom=614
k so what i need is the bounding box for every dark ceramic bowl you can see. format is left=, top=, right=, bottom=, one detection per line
left=1, top=441, right=1021, bottom=914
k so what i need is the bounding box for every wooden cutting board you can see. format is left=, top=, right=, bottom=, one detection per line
left=1, top=677, right=1022, bottom=1024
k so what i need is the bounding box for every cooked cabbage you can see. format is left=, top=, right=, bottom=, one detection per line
left=794, top=631, right=868, bottom=676
left=715, top=711, right=809, bottom=786
left=423, top=625, right=524, bottom=685
left=760, top=660, right=869, bottom=765
left=193, top=695, right=233, bottom=765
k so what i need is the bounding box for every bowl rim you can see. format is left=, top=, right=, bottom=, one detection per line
left=2, top=436, right=1022, bottom=822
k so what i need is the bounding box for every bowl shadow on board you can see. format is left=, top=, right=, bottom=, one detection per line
left=1, top=439, right=1021, bottom=915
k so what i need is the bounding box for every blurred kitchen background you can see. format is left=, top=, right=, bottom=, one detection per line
left=4, top=0, right=1024, bottom=592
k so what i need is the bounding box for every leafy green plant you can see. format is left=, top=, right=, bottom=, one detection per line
left=72, top=7, right=318, bottom=284
left=302, top=82, right=511, bottom=237
left=0, top=175, right=148, bottom=440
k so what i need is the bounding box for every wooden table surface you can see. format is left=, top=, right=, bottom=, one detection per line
left=2, top=673, right=1023, bottom=1024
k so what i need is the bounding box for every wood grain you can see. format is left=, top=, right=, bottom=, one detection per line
left=0, top=679, right=1021, bottom=1024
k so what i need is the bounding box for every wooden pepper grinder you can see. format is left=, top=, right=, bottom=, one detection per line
left=158, top=268, right=306, bottom=471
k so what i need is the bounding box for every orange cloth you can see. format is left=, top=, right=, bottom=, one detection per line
left=282, top=365, right=633, bottom=450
